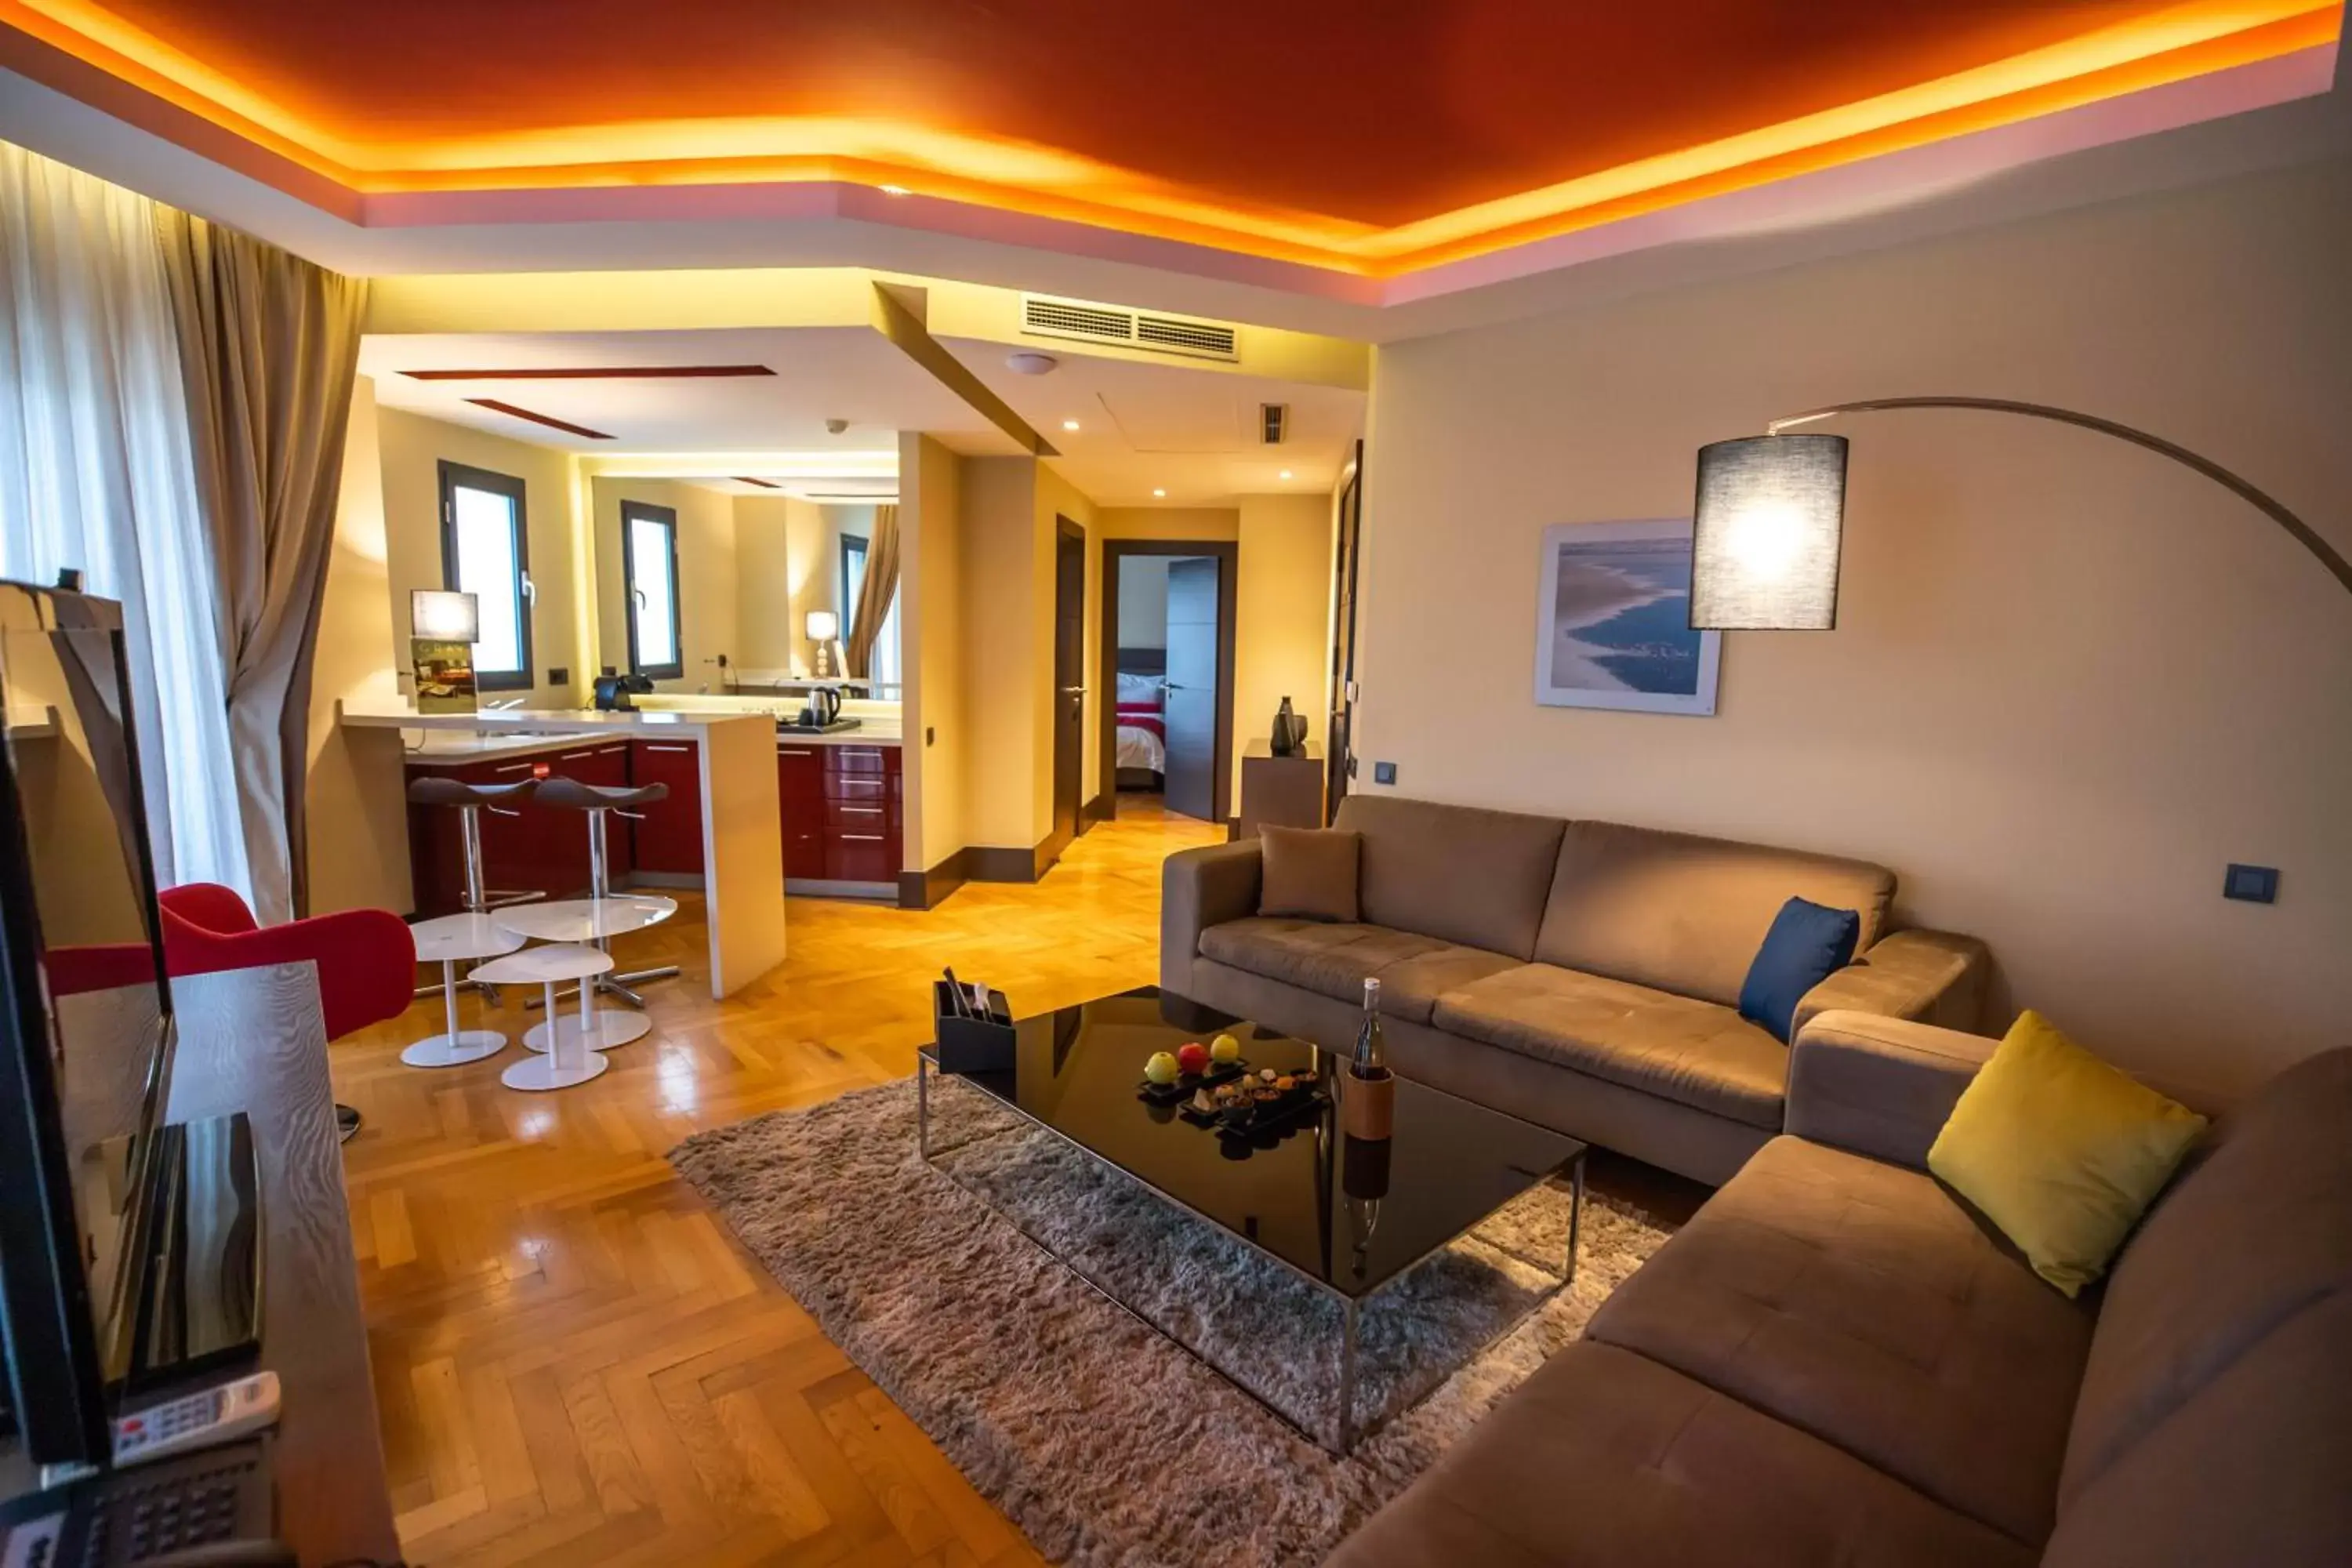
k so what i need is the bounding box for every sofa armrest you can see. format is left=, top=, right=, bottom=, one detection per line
left=1786, top=1010, right=1998, bottom=1170
left=1793, top=927, right=1988, bottom=1039
left=1160, top=839, right=1263, bottom=994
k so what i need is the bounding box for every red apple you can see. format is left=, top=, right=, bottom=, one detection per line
left=1176, top=1042, right=1211, bottom=1077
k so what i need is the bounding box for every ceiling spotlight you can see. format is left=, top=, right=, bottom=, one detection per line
left=1062, top=419, right=1081, bottom=432
left=1006, top=351, right=1059, bottom=376
left=878, top=183, right=911, bottom=197
left=1152, top=488, right=1167, bottom=499
left=1279, top=470, right=1293, bottom=480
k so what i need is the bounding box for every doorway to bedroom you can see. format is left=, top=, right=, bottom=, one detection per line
left=1102, top=540, right=1236, bottom=827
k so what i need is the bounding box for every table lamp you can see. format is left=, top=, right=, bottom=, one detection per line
left=807, top=609, right=840, bottom=678
left=410, top=589, right=481, bottom=713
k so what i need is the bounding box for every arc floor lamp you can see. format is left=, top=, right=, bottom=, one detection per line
left=1688, top=397, right=2352, bottom=630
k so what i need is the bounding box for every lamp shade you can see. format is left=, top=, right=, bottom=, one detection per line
left=412, top=588, right=480, bottom=641
left=1690, top=434, right=1848, bottom=630
left=805, top=609, right=839, bottom=642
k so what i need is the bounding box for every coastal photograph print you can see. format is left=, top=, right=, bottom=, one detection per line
left=1534, top=517, right=1721, bottom=715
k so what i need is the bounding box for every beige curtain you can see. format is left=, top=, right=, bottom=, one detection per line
left=154, top=209, right=367, bottom=922
left=846, top=503, right=899, bottom=678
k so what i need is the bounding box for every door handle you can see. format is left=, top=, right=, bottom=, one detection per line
left=1059, top=685, right=1085, bottom=695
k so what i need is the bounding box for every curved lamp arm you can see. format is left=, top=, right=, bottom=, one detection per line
left=1765, top=397, right=2352, bottom=599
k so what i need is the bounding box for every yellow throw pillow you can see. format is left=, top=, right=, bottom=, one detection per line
left=1928, top=1011, right=2208, bottom=1298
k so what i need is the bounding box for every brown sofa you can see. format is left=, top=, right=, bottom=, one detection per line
left=1327, top=1014, right=2352, bottom=1567
left=1163, top=795, right=1987, bottom=1183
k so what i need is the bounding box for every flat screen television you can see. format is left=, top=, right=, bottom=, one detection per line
left=0, top=579, right=176, bottom=1479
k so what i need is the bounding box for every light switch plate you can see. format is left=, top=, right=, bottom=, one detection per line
left=2223, top=864, right=2278, bottom=903
left=1373, top=761, right=1397, bottom=786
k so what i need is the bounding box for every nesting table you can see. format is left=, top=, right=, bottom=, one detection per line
left=474, top=943, right=615, bottom=1091
left=492, top=895, right=677, bottom=1051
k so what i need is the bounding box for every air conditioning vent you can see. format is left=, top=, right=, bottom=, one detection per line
left=1022, top=295, right=1240, bottom=362
left=1259, top=403, right=1289, bottom=445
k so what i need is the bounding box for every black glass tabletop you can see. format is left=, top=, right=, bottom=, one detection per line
left=919, top=985, right=1584, bottom=1300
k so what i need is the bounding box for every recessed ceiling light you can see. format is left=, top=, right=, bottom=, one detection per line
left=1062, top=419, right=1080, bottom=432
left=878, top=184, right=911, bottom=197
left=1152, top=488, right=1167, bottom=499
left=1279, top=470, right=1293, bottom=480
left=1006, top=351, right=1059, bottom=376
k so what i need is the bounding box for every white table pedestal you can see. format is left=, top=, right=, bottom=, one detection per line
left=498, top=897, right=675, bottom=1054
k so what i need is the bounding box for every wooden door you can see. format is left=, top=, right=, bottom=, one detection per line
left=1051, top=520, right=1085, bottom=849
left=1163, top=556, right=1220, bottom=823
left=1327, top=439, right=1363, bottom=822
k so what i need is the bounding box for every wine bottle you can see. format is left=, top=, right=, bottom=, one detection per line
left=1352, top=976, right=1389, bottom=1080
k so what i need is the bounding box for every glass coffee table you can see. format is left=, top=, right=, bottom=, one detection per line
left=916, top=985, right=1585, bottom=1454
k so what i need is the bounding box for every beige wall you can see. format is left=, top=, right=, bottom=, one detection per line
left=731, top=495, right=800, bottom=672
left=377, top=406, right=590, bottom=709
left=956, top=456, right=1041, bottom=850
left=1357, top=154, right=2352, bottom=1101
left=1235, top=492, right=1337, bottom=800
left=900, top=432, right=964, bottom=871
left=304, top=376, right=409, bottom=914
left=590, top=477, right=738, bottom=691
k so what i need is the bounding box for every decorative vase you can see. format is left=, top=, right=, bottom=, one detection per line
left=1270, top=695, right=1308, bottom=756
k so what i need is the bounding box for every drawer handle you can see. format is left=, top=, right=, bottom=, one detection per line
left=561, top=750, right=594, bottom=760
left=840, top=805, right=882, bottom=815
left=840, top=833, right=887, bottom=842
left=495, top=763, right=534, bottom=773
left=778, top=747, right=815, bottom=756
left=644, top=744, right=692, bottom=753
left=838, top=748, right=883, bottom=759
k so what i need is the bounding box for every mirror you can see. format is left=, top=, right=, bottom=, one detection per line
left=590, top=479, right=901, bottom=702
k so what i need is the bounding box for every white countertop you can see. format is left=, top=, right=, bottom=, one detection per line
left=342, top=700, right=902, bottom=755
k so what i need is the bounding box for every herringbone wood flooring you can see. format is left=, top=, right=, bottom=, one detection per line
left=337, top=800, right=1222, bottom=1567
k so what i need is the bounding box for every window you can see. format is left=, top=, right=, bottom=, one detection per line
left=438, top=462, right=532, bottom=691
left=623, top=500, right=683, bottom=680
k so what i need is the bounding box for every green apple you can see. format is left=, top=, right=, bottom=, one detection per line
left=1143, top=1051, right=1181, bottom=1086
left=1209, top=1033, right=1242, bottom=1064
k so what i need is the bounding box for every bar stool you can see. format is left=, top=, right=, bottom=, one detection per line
left=402, top=912, right=525, bottom=1068
left=532, top=773, right=681, bottom=993
left=406, top=775, right=545, bottom=1002
left=405, top=775, right=548, bottom=912
left=472, top=942, right=615, bottom=1092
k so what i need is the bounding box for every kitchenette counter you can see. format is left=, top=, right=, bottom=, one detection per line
left=340, top=701, right=786, bottom=996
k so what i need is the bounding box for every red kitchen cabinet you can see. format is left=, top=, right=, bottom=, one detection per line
left=777, top=743, right=827, bottom=883
left=629, top=739, right=705, bottom=874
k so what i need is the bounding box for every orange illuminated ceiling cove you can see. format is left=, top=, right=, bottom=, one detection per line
left=0, top=0, right=2339, bottom=276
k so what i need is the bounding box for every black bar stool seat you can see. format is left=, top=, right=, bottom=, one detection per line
left=408, top=776, right=540, bottom=810
left=405, top=775, right=543, bottom=914
left=535, top=778, right=669, bottom=811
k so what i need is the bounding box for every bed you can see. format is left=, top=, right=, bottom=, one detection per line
left=1114, top=649, right=1167, bottom=792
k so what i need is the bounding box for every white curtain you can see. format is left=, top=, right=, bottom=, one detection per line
left=0, top=143, right=252, bottom=901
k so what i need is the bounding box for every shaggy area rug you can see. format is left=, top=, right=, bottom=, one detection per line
left=672, top=1073, right=1675, bottom=1567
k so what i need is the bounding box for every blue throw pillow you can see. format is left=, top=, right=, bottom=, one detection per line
left=1739, top=897, right=1863, bottom=1044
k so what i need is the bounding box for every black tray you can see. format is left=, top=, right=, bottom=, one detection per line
left=1181, top=1081, right=1329, bottom=1137
left=1136, top=1058, right=1250, bottom=1105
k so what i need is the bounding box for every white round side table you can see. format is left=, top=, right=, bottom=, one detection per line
left=472, top=943, right=616, bottom=1092
left=403, top=913, right=528, bottom=1069
left=495, top=896, right=677, bottom=1052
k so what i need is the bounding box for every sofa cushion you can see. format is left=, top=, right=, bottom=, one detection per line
left=1325, top=1340, right=2032, bottom=1568
left=1738, top=896, right=1862, bottom=1043
left=2041, top=1290, right=2352, bottom=1568
left=1535, top=819, right=1896, bottom=1007
left=1195, top=918, right=1519, bottom=1025
left=1256, top=824, right=1360, bottom=922
left=2058, top=1046, right=2352, bottom=1506
left=1433, top=964, right=1788, bottom=1128
left=1332, top=794, right=1565, bottom=960
left=1587, top=1136, right=2095, bottom=1546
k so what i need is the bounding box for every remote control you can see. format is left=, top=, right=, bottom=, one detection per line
left=111, top=1372, right=281, bottom=1469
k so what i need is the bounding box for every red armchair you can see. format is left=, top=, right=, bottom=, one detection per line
left=158, top=884, right=418, bottom=1139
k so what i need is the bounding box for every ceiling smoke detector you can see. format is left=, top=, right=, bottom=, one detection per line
left=1006, top=351, right=1060, bottom=376
left=824, top=418, right=850, bottom=434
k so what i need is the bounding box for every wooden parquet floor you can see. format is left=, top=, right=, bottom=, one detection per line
left=336, top=799, right=1222, bottom=1568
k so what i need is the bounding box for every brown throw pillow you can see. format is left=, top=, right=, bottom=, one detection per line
left=1258, top=826, right=1361, bottom=922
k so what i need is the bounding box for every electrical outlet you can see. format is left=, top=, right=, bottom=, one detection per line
left=548, top=666, right=569, bottom=686
left=1373, top=760, right=1397, bottom=786
left=926, top=726, right=936, bottom=746
left=2223, top=864, right=2278, bottom=904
